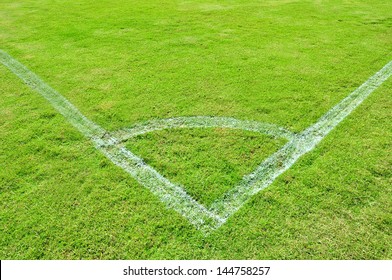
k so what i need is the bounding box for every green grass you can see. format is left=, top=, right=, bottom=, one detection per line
left=126, top=128, right=286, bottom=206
left=1, top=0, right=391, bottom=259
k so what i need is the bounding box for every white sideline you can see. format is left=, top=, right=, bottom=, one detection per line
left=210, top=59, right=392, bottom=218
left=0, top=50, right=224, bottom=232
left=1, top=49, right=391, bottom=234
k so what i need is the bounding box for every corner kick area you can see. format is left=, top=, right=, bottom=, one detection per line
left=1, top=50, right=391, bottom=234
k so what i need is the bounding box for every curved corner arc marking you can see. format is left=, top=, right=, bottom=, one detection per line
left=112, top=116, right=295, bottom=142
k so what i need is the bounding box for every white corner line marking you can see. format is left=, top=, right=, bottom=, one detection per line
left=1, top=49, right=391, bottom=234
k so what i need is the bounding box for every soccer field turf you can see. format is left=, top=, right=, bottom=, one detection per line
left=1, top=0, right=391, bottom=259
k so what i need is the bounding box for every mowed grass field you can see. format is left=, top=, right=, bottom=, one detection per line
left=1, top=0, right=391, bottom=259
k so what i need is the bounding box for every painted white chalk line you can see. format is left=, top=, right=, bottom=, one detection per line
left=0, top=50, right=223, bottom=233
left=210, top=59, right=392, bottom=218
left=1, top=49, right=391, bottom=234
